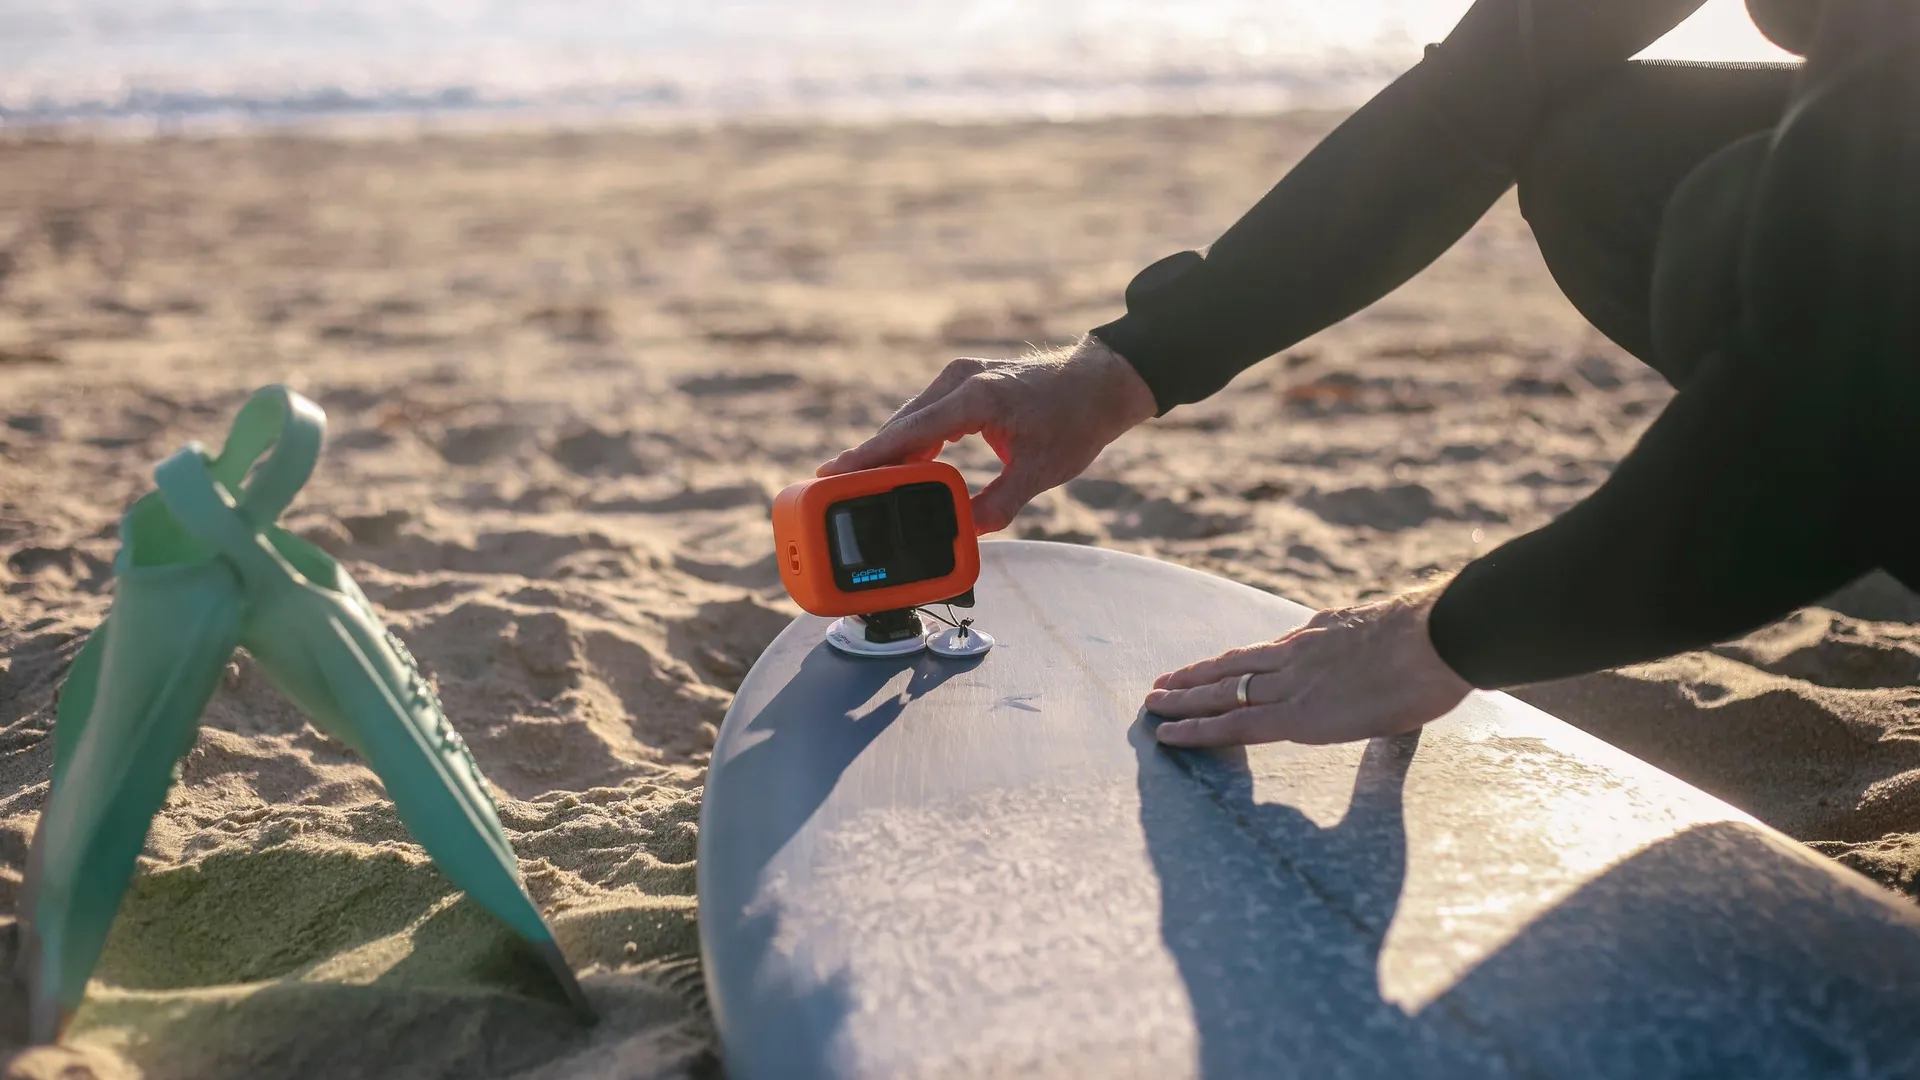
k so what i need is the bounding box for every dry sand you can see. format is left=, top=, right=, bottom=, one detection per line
left=3, top=111, right=1920, bottom=1078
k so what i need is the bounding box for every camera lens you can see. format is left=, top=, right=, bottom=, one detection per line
left=894, top=483, right=957, bottom=577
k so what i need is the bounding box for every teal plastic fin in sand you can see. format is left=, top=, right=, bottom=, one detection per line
left=14, top=609, right=110, bottom=963
left=154, top=445, right=592, bottom=1018
left=19, top=386, right=593, bottom=1044
left=18, top=493, right=243, bottom=1042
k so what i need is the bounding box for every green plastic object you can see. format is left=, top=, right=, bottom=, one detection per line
left=17, top=386, right=593, bottom=1043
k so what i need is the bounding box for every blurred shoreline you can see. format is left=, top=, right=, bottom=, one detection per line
left=0, top=1, right=1426, bottom=136
left=0, top=75, right=1394, bottom=144
left=0, top=0, right=1789, bottom=139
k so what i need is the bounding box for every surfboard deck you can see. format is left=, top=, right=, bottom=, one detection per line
left=698, top=540, right=1920, bottom=1079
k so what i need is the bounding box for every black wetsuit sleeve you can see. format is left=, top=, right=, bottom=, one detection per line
left=1427, top=336, right=1879, bottom=688
left=1090, top=0, right=1707, bottom=413
left=1429, top=15, right=1920, bottom=688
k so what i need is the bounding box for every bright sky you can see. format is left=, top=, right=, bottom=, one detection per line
left=1390, top=0, right=1796, bottom=63
left=1637, top=0, right=1798, bottom=61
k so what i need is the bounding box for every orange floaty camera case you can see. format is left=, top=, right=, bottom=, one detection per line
left=772, top=461, right=980, bottom=618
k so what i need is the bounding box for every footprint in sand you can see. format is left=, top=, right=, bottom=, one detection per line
left=675, top=370, right=803, bottom=397
left=435, top=421, right=532, bottom=466
left=665, top=596, right=795, bottom=694
left=338, top=508, right=413, bottom=547
left=5, top=544, right=113, bottom=592
left=1106, top=497, right=1249, bottom=542
left=5, top=412, right=59, bottom=435
left=550, top=425, right=657, bottom=476
left=348, top=526, right=655, bottom=580
left=1064, top=476, right=1144, bottom=511
left=590, top=483, right=770, bottom=514
left=1299, top=483, right=1504, bottom=533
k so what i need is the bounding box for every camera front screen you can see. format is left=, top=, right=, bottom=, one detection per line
left=826, top=482, right=958, bottom=592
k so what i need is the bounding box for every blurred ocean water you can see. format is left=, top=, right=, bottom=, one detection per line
left=1, top=0, right=1791, bottom=129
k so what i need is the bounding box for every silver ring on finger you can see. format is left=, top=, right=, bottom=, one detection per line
left=1236, top=671, right=1253, bottom=709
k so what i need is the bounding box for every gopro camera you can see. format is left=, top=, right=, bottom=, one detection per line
left=772, top=461, right=979, bottom=620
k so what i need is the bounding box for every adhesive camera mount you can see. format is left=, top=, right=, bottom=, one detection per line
left=821, top=591, right=996, bottom=660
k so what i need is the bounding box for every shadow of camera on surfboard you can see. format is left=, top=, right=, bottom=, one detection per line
left=704, top=538, right=1920, bottom=1079
left=772, top=461, right=994, bottom=659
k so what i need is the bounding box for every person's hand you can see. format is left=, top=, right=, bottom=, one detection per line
left=817, top=337, right=1159, bottom=534
left=1145, top=589, right=1472, bottom=747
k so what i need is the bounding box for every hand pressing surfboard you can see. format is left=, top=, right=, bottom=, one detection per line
left=699, top=540, right=1920, bottom=1079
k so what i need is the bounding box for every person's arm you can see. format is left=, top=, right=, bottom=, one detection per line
left=1430, top=12, right=1919, bottom=688
left=1426, top=338, right=1877, bottom=689
left=1094, top=0, right=1708, bottom=413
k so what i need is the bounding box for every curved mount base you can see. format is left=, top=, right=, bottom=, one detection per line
left=825, top=614, right=929, bottom=658
left=927, top=625, right=994, bottom=658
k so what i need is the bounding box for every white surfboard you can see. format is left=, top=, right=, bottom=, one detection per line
left=699, top=540, right=1920, bottom=1079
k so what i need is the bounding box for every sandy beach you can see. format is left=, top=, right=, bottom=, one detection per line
left=4, top=110, right=1920, bottom=1078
